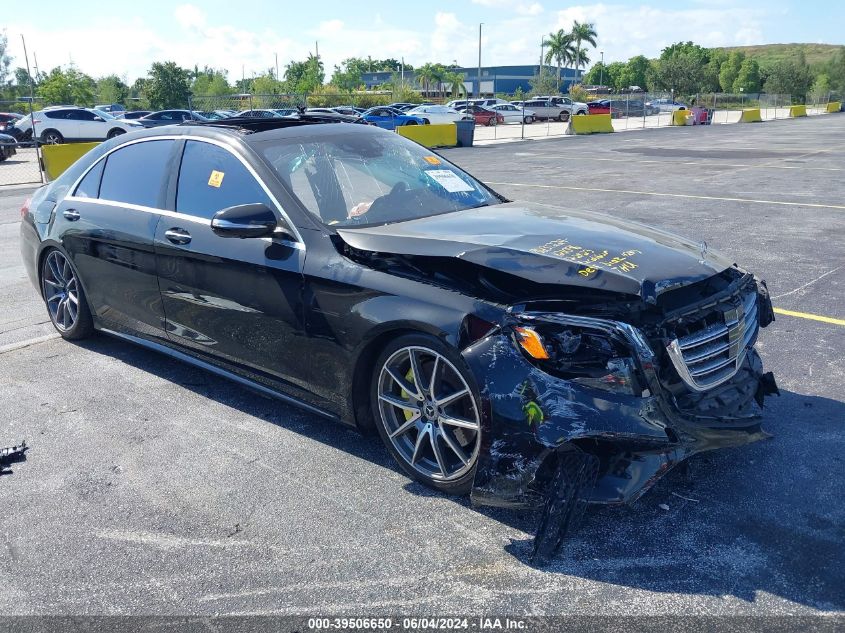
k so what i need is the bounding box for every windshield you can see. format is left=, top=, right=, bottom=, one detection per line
left=92, top=109, right=115, bottom=119
left=259, top=129, right=500, bottom=227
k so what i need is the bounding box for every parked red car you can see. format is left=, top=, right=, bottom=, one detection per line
left=587, top=100, right=623, bottom=118
left=458, top=104, right=505, bottom=126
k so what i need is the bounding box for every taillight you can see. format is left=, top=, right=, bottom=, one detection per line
left=20, top=197, right=31, bottom=219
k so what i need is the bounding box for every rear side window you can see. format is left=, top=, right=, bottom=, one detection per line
left=176, top=141, right=272, bottom=219
left=45, top=110, right=71, bottom=119
left=74, top=159, right=106, bottom=198
left=99, top=140, right=174, bottom=208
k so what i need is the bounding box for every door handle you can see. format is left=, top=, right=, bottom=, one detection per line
left=63, top=209, right=80, bottom=221
left=164, top=228, right=192, bottom=245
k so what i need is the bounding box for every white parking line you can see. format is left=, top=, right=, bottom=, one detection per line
left=484, top=181, right=845, bottom=211
left=0, top=333, right=60, bottom=354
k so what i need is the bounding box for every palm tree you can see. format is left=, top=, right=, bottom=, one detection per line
left=542, top=29, right=576, bottom=93
left=443, top=71, right=467, bottom=98
left=570, top=21, right=598, bottom=82
left=415, top=63, right=436, bottom=97
left=573, top=48, right=591, bottom=78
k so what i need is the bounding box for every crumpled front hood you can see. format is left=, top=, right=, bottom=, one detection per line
left=336, top=202, right=735, bottom=302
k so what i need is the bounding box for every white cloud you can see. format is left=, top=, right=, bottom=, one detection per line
left=5, top=2, right=771, bottom=85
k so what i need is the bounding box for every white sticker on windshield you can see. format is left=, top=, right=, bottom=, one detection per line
left=426, top=169, right=475, bottom=193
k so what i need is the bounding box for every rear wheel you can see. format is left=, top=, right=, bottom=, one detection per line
left=372, top=334, right=481, bottom=495
left=487, top=117, right=497, bottom=126
left=558, top=112, right=569, bottom=122
left=41, top=249, right=94, bottom=340
left=41, top=130, right=63, bottom=145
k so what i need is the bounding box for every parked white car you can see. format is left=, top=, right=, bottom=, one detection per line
left=14, top=107, right=142, bottom=144
left=490, top=103, right=537, bottom=124
left=405, top=105, right=469, bottom=124
left=510, top=99, right=567, bottom=121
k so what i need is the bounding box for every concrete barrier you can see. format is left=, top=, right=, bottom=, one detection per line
left=397, top=123, right=457, bottom=148
left=41, top=142, right=101, bottom=181
left=566, top=114, right=613, bottom=135
left=739, top=108, right=763, bottom=123
left=789, top=105, right=807, bottom=117
left=826, top=101, right=842, bottom=114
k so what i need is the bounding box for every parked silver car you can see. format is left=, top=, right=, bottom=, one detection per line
left=511, top=99, right=567, bottom=121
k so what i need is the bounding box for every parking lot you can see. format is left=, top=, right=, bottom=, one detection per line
left=0, top=115, right=843, bottom=617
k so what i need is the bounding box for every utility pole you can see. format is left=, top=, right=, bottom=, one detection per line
left=275, top=53, right=279, bottom=80
left=477, top=23, right=483, bottom=98
left=20, top=35, right=44, bottom=184
left=401, top=57, right=404, bottom=91
left=599, top=51, right=604, bottom=88
left=33, top=52, right=40, bottom=80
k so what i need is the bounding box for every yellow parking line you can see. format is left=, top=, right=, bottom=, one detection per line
left=773, top=308, right=845, bottom=326
left=484, top=181, right=845, bottom=211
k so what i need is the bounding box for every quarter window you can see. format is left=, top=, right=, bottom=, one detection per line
left=176, top=141, right=272, bottom=219
left=74, top=159, right=106, bottom=199
left=98, top=140, right=174, bottom=208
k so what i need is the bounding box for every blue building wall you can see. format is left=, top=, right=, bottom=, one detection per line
left=360, top=65, right=579, bottom=95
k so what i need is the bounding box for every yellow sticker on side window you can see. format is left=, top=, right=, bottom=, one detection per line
left=208, top=170, right=225, bottom=188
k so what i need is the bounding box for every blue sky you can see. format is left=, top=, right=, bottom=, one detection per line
left=5, top=0, right=843, bottom=82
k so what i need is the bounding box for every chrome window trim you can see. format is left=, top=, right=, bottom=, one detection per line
left=64, top=133, right=305, bottom=245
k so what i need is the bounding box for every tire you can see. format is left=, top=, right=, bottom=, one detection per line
left=558, top=112, right=569, bottom=122
left=41, top=130, right=64, bottom=145
left=524, top=116, right=534, bottom=124
left=531, top=450, right=599, bottom=564
left=40, top=249, right=94, bottom=340
left=371, top=333, right=482, bottom=496
left=422, top=118, right=430, bottom=125
left=487, top=117, right=496, bottom=126
left=576, top=110, right=587, bottom=116
left=405, top=120, right=418, bottom=125
left=107, top=128, right=126, bottom=139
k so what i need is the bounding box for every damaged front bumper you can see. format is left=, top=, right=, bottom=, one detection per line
left=462, top=309, right=778, bottom=511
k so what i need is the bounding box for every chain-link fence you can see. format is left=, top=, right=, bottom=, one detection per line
left=0, top=101, right=44, bottom=186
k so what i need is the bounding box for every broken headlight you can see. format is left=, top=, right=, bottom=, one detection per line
left=514, top=324, right=645, bottom=396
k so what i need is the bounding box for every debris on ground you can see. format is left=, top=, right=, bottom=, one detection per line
left=0, top=440, right=29, bottom=476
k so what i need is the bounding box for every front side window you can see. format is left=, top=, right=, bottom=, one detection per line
left=176, top=141, right=272, bottom=219
left=257, top=129, right=499, bottom=228
left=99, top=140, right=174, bottom=208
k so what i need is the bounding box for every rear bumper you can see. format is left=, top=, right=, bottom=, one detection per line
left=462, top=333, right=776, bottom=510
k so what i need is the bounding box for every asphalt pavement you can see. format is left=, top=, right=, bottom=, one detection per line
left=0, top=115, right=842, bottom=617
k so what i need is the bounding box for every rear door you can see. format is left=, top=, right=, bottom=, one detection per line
left=71, top=109, right=107, bottom=140
left=154, top=139, right=309, bottom=392
left=59, top=138, right=177, bottom=338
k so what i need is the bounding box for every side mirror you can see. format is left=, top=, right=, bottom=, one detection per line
left=211, top=203, right=282, bottom=239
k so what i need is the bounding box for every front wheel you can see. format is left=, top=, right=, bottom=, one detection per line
left=107, top=128, right=126, bottom=139
left=371, top=334, right=482, bottom=495
left=41, top=249, right=94, bottom=340
left=524, top=116, right=534, bottom=124
left=558, top=112, right=569, bottom=122
left=487, top=117, right=497, bottom=126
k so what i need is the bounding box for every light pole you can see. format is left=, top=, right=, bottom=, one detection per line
left=599, top=51, right=604, bottom=88
left=477, top=23, right=483, bottom=98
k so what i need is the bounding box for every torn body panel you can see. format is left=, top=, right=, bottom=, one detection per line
left=463, top=288, right=777, bottom=510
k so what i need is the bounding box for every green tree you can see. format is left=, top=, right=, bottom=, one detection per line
left=704, top=49, right=728, bottom=92
left=570, top=21, right=598, bottom=81
left=811, top=73, right=831, bottom=96
left=0, top=31, right=11, bottom=92
left=145, top=61, right=191, bottom=109
left=542, top=29, right=575, bottom=92
left=733, top=58, right=761, bottom=93
left=37, top=66, right=96, bottom=105
left=284, top=54, right=324, bottom=93
left=192, top=67, right=231, bottom=96
left=763, top=55, right=814, bottom=102
left=652, top=55, right=704, bottom=95
left=442, top=70, right=466, bottom=98
left=618, top=55, right=651, bottom=90
left=583, top=62, right=607, bottom=86
left=825, top=46, right=845, bottom=92
left=252, top=72, right=285, bottom=94
left=97, top=75, right=129, bottom=104
left=331, top=58, right=363, bottom=91
left=719, top=51, right=745, bottom=92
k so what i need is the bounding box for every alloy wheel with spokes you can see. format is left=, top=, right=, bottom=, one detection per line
left=43, top=250, right=80, bottom=332
left=376, top=344, right=481, bottom=487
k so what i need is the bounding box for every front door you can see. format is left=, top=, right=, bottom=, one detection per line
left=154, top=139, right=309, bottom=394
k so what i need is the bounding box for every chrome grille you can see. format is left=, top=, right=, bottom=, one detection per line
left=666, top=290, right=759, bottom=392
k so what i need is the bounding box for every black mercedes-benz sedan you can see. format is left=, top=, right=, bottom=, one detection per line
left=20, top=115, right=778, bottom=560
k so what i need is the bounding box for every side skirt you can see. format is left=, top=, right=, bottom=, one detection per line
left=97, top=326, right=341, bottom=423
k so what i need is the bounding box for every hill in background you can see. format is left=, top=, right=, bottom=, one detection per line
left=714, top=43, right=842, bottom=68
